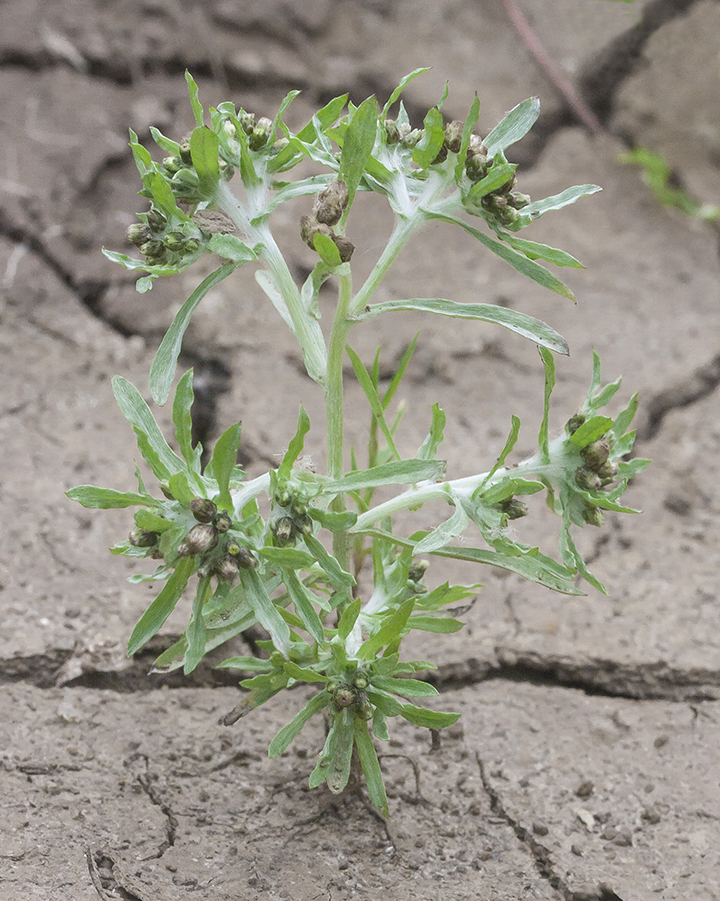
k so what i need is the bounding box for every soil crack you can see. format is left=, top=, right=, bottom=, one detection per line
left=637, top=351, right=720, bottom=441
left=135, top=758, right=178, bottom=859
left=477, top=755, right=625, bottom=901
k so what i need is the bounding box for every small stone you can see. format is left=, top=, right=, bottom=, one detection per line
left=641, top=805, right=662, bottom=825
left=654, top=735, right=669, bottom=748
left=571, top=843, right=584, bottom=856
left=600, top=825, right=617, bottom=841
left=612, top=828, right=633, bottom=847
left=532, top=820, right=549, bottom=836
left=575, top=780, right=594, bottom=799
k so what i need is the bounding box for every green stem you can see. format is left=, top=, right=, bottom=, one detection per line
left=326, top=271, right=354, bottom=607
left=348, top=215, right=422, bottom=317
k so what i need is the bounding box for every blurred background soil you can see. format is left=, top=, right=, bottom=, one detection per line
left=1, top=2, right=720, bottom=899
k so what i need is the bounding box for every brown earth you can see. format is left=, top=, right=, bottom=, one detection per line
left=2, top=1, right=720, bottom=899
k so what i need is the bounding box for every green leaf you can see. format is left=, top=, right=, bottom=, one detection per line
left=209, top=422, right=243, bottom=511
left=499, top=233, right=584, bottom=268
left=134, top=509, right=173, bottom=532
left=431, top=543, right=584, bottom=595
left=240, top=569, right=291, bottom=654
left=216, top=656, right=274, bottom=672
left=150, top=126, right=180, bottom=155
left=430, top=214, right=576, bottom=300
left=185, top=71, right=204, bottom=126
left=312, top=231, right=343, bottom=267
left=413, top=106, right=445, bottom=170
left=569, top=415, right=613, bottom=448
left=303, top=533, right=355, bottom=588
left=269, top=692, right=329, bottom=758
left=399, top=704, right=461, bottom=730
left=327, top=713, right=355, bottom=794
left=172, top=370, right=197, bottom=468
left=308, top=508, right=358, bottom=532
left=66, top=486, right=152, bottom=509
left=283, top=662, right=329, bottom=685
left=382, top=333, right=419, bottom=411
left=260, top=546, right=317, bottom=569
left=206, top=233, right=257, bottom=263
left=358, top=598, right=415, bottom=659
left=282, top=570, right=326, bottom=644
left=354, top=719, right=388, bottom=816
left=338, top=597, right=361, bottom=640
left=297, top=93, right=348, bottom=142
left=150, top=261, right=242, bottom=405
left=413, top=497, right=469, bottom=555
left=408, top=614, right=464, bottom=633
left=113, top=376, right=184, bottom=481
left=326, top=459, right=445, bottom=494
left=127, top=556, right=195, bottom=656
left=538, top=347, right=555, bottom=461
left=346, top=345, right=401, bottom=459
left=416, top=403, right=446, bottom=461
left=454, top=94, right=481, bottom=183
left=357, top=297, right=569, bottom=355
left=278, top=405, right=311, bottom=480
left=371, top=676, right=438, bottom=698
left=184, top=577, right=212, bottom=674
left=613, top=393, right=639, bottom=437
left=466, top=162, right=517, bottom=202
left=149, top=172, right=184, bottom=221
left=483, top=415, right=521, bottom=487
left=340, top=95, right=379, bottom=211
left=524, top=184, right=602, bottom=219
left=483, top=97, right=540, bottom=156
left=382, top=68, right=432, bottom=118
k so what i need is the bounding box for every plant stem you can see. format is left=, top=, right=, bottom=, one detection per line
left=326, top=271, right=354, bottom=606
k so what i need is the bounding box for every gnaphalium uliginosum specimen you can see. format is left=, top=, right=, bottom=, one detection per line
left=68, top=69, right=649, bottom=816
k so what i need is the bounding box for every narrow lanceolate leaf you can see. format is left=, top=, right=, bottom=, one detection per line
left=455, top=93, right=481, bottom=184
left=66, top=486, right=152, bottom=509
left=325, top=459, right=445, bottom=494
left=413, top=497, right=469, bottom=555
left=568, top=415, right=613, bottom=448
left=416, top=404, right=446, bottom=461
left=482, top=415, right=521, bottom=486
left=466, top=163, right=517, bottom=203
left=268, top=692, right=329, bottom=758
left=184, top=577, right=212, bottom=674
left=278, top=406, right=311, bottom=480
left=357, top=298, right=569, bottom=355
left=371, top=676, right=438, bottom=698
left=127, top=556, right=195, bottom=656
left=399, top=703, right=461, bottom=730
left=358, top=598, right=415, bottom=659
left=346, top=345, right=401, bottom=459
left=240, top=569, right=291, bottom=654
left=382, top=68, right=431, bottom=118
left=282, top=570, right=325, bottom=644
left=524, top=184, right=602, bottom=219
left=303, top=534, right=355, bottom=588
left=327, top=714, right=355, bottom=794
left=313, top=231, right=343, bottom=268
left=499, top=233, right=584, bottom=268
left=337, top=597, right=361, bottom=640
left=150, top=261, right=242, bottom=405
left=538, top=346, right=556, bottom=462
left=206, top=234, right=257, bottom=264
left=172, top=369, right=197, bottom=468
left=483, top=97, right=540, bottom=157
left=112, top=376, right=184, bottom=481
left=354, top=719, right=388, bottom=817
left=209, top=422, right=243, bottom=511
left=340, top=95, right=379, bottom=211
left=413, top=106, right=445, bottom=170
left=429, top=214, right=576, bottom=300
left=185, top=70, right=204, bottom=126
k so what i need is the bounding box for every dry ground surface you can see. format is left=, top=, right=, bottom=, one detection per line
left=2, top=1, right=720, bottom=899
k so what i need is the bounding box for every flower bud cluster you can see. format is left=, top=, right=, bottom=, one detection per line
left=464, top=133, right=531, bottom=228
left=328, top=673, right=373, bottom=720
left=383, top=118, right=423, bottom=149
left=160, top=140, right=234, bottom=205
left=231, top=111, right=274, bottom=151
left=172, top=497, right=257, bottom=583
left=269, top=480, right=314, bottom=547
left=407, top=558, right=429, bottom=594
left=565, top=416, right=621, bottom=527
left=300, top=179, right=354, bottom=262
left=126, top=205, right=205, bottom=268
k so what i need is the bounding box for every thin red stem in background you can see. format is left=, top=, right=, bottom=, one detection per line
left=502, top=0, right=605, bottom=135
